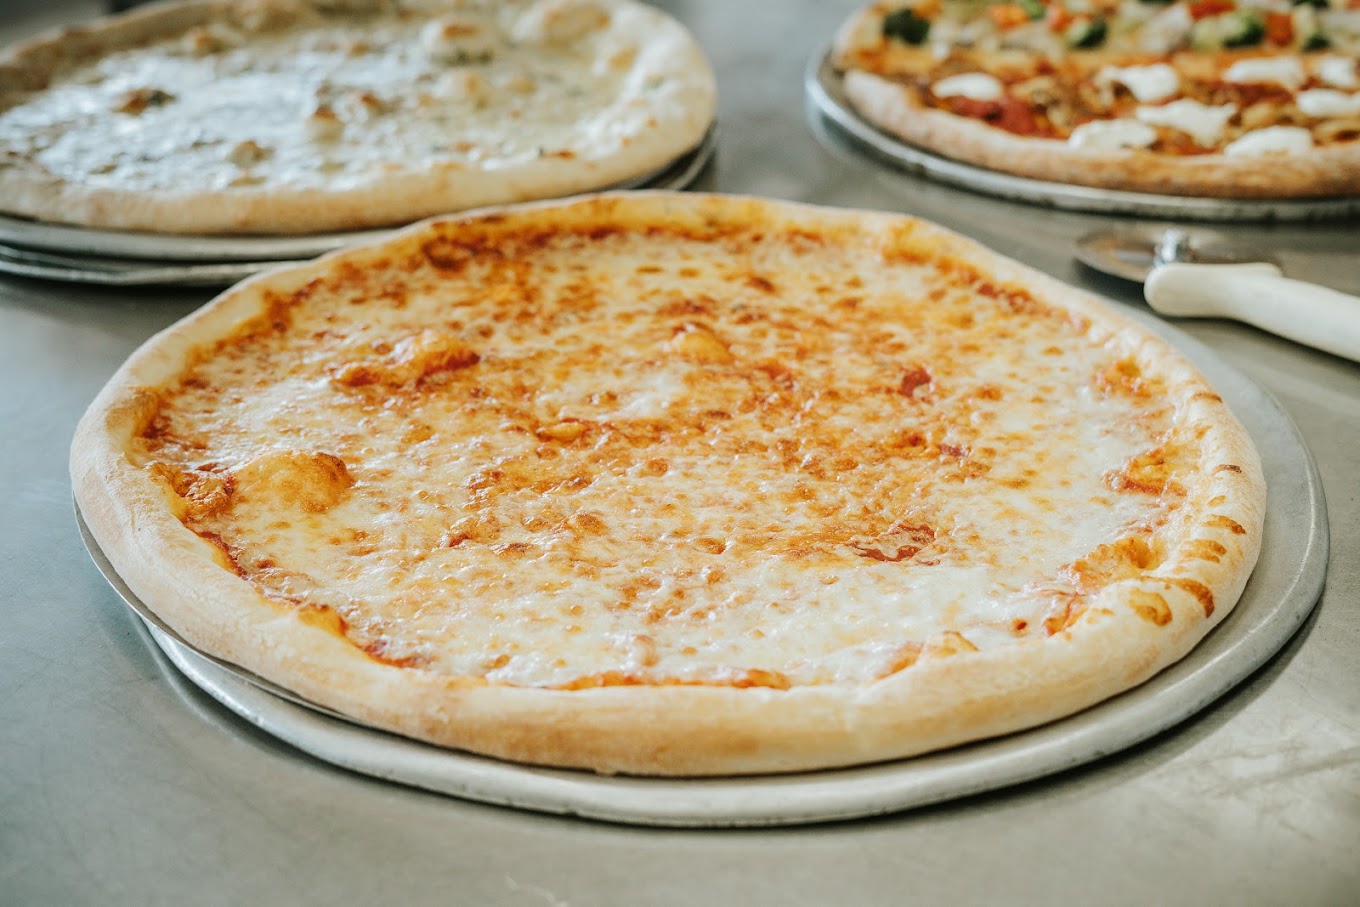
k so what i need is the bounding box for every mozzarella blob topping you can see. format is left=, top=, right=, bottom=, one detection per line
left=931, top=72, right=1005, bottom=101
left=1099, top=63, right=1181, bottom=103
left=1136, top=100, right=1238, bottom=147
left=1224, top=125, right=1315, bottom=157
left=1068, top=119, right=1158, bottom=149
left=1297, top=88, right=1360, bottom=118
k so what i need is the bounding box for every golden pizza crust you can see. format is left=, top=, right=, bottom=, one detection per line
left=71, top=193, right=1265, bottom=776
left=840, top=71, right=1360, bottom=199
left=0, top=0, right=715, bottom=234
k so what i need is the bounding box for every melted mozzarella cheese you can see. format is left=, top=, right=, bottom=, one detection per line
left=1068, top=119, right=1158, bottom=149
left=932, top=73, right=1005, bottom=101
left=1223, top=125, right=1315, bottom=157
left=1136, top=100, right=1237, bottom=147
left=1297, top=88, right=1360, bottom=117
left=1137, top=4, right=1193, bottom=54
left=0, top=0, right=705, bottom=200
left=1098, top=63, right=1181, bottom=103
left=1224, top=56, right=1306, bottom=89
left=139, top=218, right=1202, bottom=689
left=512, top=0, right=610, bottom=45
left=1316, top=55, right=1360, bottom=89
left=419, top=16, right=501, bottom=64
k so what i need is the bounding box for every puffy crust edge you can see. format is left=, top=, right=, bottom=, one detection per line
left=71, top=192, right=1265, bottom=776
left=838, top=67, right=1360, bottom=200
left=0, top=0, right=716, bottom=234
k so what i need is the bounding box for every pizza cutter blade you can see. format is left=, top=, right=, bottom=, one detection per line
left=1076, top=226, right=1360, bottom=363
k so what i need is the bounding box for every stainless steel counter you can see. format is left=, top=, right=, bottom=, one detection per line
left=3, top=2, right=1358, bottom=903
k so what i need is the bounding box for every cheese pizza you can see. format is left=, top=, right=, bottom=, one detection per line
left=832, top=0, right=1360, bottom=197
left=0, top=0, right=715, bottom=235
left=72, top=193, right=1265, bottom=776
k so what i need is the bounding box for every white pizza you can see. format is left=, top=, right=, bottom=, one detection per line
left=0, top=0, right=716, bottom=234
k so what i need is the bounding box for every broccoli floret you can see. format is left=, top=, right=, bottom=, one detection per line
left=883, top=8, right=931, bottom=45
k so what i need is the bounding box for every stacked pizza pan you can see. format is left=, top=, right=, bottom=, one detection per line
left=0, top=0, right=717, bottom=285
left=0, top=137, right=716, bottom=285
left=18, top=0, right=1343, bottom=825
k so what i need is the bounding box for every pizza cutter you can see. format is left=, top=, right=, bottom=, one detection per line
left=1075, top=225, right=1360, bottom=363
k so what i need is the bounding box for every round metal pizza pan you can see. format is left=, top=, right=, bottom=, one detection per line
left=76, top=307, right=1328, bottom=827
left=806, top=50, right=1360, bottom=223
left=0, top=124, right=717, bottom=269
left=0, top=246, right=293, bottom=289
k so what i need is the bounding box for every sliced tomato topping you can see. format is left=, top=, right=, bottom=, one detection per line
left=1264, top=11, right=1293, bottom=46
left=1188, top=0, right=1235, bottom=19
left=1045, top=5, right=1074, bottom=32
left=944, top=96, right=1044, bottom=137
left=995, top=97, right=1042, bottom=135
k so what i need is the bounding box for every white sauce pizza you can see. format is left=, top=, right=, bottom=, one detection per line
left=72, top=194, right=1265, bottom=775
left=0, top=0, right=715, bottom=234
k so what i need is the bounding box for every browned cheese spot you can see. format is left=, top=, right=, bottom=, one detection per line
left=726, top=668, right=793, bottom=689
left=147, top=461, right=234, bottom=516
left=851, top=522, right=936, bottom=563
left=1040, top=593, right=1085, bottom=636
left=1185, top=539, right=1227, bottom=563
left=1128, top=588, right=1173, bottom=626
left=114, top=87, right=174, bottom=115
left=898, top=364, right=932, bottom=398
left=876, top=641, right=924, bottom=678
left=666, top=322, right=734, bottom=364
left=924, top=630, right=978, bottom=657
left=1205, top=514, right=1247, bottom=535
left=1106, top=444, right=1184, bottom=497
left=330, top=330, right=479, bottom=387
left=231, top=449, right=354, bottom=513
left=402, top=422, right=434, bottom=444
left=1166, top=577, right=1216, bottom=617
left=537, top=419, right=592, bottom=443
left=362, top=638, right=425, bottom=668
left=1064, top=536, right=1158, bottom=593
left=296, top=602, right=350, bottom=635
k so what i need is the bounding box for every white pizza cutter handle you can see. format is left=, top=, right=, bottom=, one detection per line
left=1145, top=262, right=1360, bottom=364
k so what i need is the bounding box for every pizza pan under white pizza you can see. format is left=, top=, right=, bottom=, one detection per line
left=78, top=312, right=1328, bottom=827
left=0, top=246, right=289, bottom=289
left=806, top=52, right=1360, bottom=223
left=0, top=126, right=717, bottom=269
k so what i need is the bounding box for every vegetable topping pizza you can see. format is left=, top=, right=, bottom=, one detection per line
left=833, top=0, right=1360, bottom=196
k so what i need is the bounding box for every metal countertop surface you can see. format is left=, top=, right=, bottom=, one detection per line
left=2, top=1, right=1357, bottom=903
